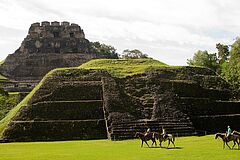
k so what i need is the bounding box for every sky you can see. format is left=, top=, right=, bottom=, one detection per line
left=0, top=0, right=240, bottom=65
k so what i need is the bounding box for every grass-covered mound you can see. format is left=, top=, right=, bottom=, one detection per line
left=79, top=58, right=168, bottom=77
left=0, top=58, right=168, bottom=139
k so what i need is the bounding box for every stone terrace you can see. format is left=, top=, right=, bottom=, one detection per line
left=2, top=67, right=240, bottom=141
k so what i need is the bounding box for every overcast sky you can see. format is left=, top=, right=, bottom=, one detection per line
left=0, top=0, right=240, bottom=65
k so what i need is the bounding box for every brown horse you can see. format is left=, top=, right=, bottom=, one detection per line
left=233, top=130, right=240, bottom=136
left=135, top=132, right=157, bottom=147
left=215, top=133, right=240, bottom=149
left=153, top=132, right=175, bottom=148
left=233, top=131, right=240, bottom=143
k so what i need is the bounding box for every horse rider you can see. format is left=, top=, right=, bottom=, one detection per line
left=145, top=128, right=151, bottom=136
left=162, top=127, right=167, bottom=139
left=226, top=125, right=232, bottom=140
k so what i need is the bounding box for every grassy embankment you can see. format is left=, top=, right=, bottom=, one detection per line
left=79, top=58, right=169, bottom=77
left=0, top=135, right=239, bottom=160
left=0, top=71, right=54, bottom=138
left=0, top=59, right=168, bottom=138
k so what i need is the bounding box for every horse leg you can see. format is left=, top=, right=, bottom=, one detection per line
left=144, top=141, right=150, bottom=148
left=237, top=140, right=240, bottom=150
left=234, top=140, right=239, bottom=150
left=159, top=140, right=162, bottom=148
left=167, top=140, right=170, bottom=148
left=152, top=139, right=156, bottom=147
left=232, top=141, right=236, bottom=149
left=141, top=140, right=143, bottom=147
left=151, top=139, right=154, bottom=146
left=226, top=142, right=231, bottom=149
left=171, top=139, right=175, bottom=148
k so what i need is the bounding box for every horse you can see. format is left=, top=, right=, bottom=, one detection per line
left=233, top=131, right=240, bottom=142
left=153, top=132, right=175, bottom=148
left=135, top=132, right=157, bottom=148
left=215, top=133, right=240, bottom=149
left=233, top=130, right=240, bottom=136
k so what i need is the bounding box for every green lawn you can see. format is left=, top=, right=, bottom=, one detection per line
left=0, top=135, right=239, bottom=160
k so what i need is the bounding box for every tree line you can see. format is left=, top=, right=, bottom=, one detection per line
left=187, top=38, right=240, bottom=90
left=91, top=41, right=149, bottom=59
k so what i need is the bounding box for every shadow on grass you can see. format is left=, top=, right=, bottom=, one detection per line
left=144, top=146, right=183, bottom=150
left=229, top=148, right=240, bottom=151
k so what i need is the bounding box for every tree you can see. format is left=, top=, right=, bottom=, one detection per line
left=216, top=43, right=229, bottom=65
left=187, top=50, right=218, bottom=71
left=122, top=49, right=148, bottom=59
left=221, top=38, right=240, bottom=89
left=91, top=42, right=119, bottom=59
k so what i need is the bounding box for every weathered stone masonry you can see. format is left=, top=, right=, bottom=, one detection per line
left=3, top=67, right=240, bottom=141
left=0, top=21, right=102, bottom=81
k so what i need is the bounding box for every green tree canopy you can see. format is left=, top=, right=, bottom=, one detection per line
left=216, top=43, right=229, bottom=65
left=187, top=50, right=218, bottom=71
left=221, top=38, right=240, bottom=89
left=91, top=42, right=119, bottom=59
left=122, top=49, right=148, bottom=59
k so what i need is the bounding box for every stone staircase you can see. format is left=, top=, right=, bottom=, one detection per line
left=109, top=119, right=195, bottom=140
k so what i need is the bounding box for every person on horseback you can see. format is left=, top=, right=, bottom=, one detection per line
left=226, top=126, right=232, bottom=141
left=161, top=127, right=167, bottom=139
left=145, top=128, right=151, bottom=136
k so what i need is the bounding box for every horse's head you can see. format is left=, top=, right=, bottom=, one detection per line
left=215, top=133, right=224, bottom=139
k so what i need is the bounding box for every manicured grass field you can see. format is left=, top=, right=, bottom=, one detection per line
left=0, top=135, right=239, bottom=160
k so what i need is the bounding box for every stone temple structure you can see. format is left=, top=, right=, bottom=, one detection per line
left=0, top=21, right=103, bottom=82
left=2, top=67, right=240, bottom=141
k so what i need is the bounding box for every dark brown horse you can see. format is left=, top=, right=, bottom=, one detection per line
left=153, top=132, right=175, bottom=148
left=233, top=131, right=240, bottom=143
left=233, top=130, right=240, bottom=136
left=215, top=133, right=240, bottom=149
left=135, top=132, right=157, bottom=147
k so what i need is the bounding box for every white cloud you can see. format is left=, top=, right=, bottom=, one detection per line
left=0, top=0, right=240, bottom=65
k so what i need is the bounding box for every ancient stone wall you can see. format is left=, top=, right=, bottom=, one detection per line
left=2, top=67, right=240, bottom=141
left=2, top=69, right=109, bottom=141
left=0, top=21, right=104, bottom=81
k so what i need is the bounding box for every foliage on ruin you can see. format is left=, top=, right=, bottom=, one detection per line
left=90, top=42, right=119, bottom=59
left=187, top=39, right=240, bottom=90
left=0, top=60, right=4, bottom=65
left=0, top=94, right=18, bottom=120
left=0, top=74, right=8, bottom=82
left=79, top=58, right=168, bottom=77
left=0, top=87, right=18, bottom=120
left=121, top=49, right=148, bottom=59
